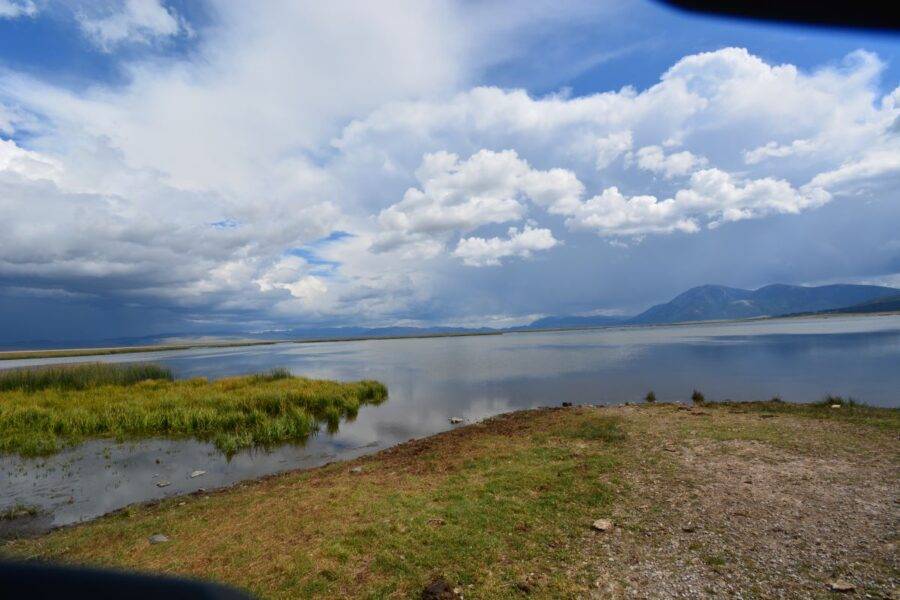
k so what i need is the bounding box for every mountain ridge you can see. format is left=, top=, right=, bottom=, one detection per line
left=628, top=283, right=899, bottom=325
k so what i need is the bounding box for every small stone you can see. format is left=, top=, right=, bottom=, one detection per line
left=831, top=404, right=841, bottom=409
left=189, top=470, right=206, bottom=478
left=156, top=480, right=171, bottom=488
left=681, top=524, right=696, bottom=533
left=350, top=466, right=363, bottom=474
left=148, top=534, right=169, bottom=544
left=592, top=518, right=613, bottom=532
left=448, top=417, right=463, bottom=424
left=828, top=579, right=854, bottom=593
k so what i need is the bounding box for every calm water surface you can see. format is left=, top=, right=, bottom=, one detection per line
left=2, top=314, right=898, bottom=534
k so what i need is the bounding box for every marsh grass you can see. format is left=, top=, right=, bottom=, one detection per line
left=0, top=362, right=173, bottom=393
left=0, top=363, right=387, bottom=457
left=0, top=503, right=40, bottom=521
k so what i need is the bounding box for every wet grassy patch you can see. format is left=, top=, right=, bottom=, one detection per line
left=0, top=363, right=387, bottom=457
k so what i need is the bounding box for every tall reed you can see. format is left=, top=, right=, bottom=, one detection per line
left=0, top=362, right=173, bottom=392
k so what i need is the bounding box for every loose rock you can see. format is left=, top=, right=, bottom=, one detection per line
left=592, top=518, right=613, bottom=532
left=190, top=470, right=206, bottom=478
left=828, top=579, right=854, bottom=592
left=350, top=466, right=363, bottom=474
left=155, top=481, right=171, bottom=488
left=148, top=534, right=169, bottom=544
left=448, top=417, right=464, bottom=424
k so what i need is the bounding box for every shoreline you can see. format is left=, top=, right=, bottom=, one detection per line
left=3, top=400, right=896, bottom=598
left=2, top=310, right=897, bottom=362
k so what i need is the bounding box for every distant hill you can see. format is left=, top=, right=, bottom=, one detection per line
left=629, top=284, right=900, bottom=325
left=522, top=315, right=627, bottom=330
left=269, top=326, right=498, bottom=341
left=816, top=293, right=900, bottom=315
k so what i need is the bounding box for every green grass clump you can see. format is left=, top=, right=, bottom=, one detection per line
left=250, top=367, right=292, bottom=382
left=645, top=390, right=657, bottom=403
left=0, top=364, right=387, bottom=457
left=712, top=397, right=899, bottom=431
left=565, top=416, right=625, bottom=443
left=0, top=362, right=173, bottom=393
left=0, top=503, right=40, bottom=520
left=691, top=389, right=705, bottom=404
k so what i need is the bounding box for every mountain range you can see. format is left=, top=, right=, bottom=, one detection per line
left=626, top=283, right=899, bottom=325
left=3, top=283, right=897, bottom=350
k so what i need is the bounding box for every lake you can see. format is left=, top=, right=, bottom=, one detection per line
left=2, top=314, right=899, bottom=535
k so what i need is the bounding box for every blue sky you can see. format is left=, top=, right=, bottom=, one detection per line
left=0, top=0, right=898, bottom=344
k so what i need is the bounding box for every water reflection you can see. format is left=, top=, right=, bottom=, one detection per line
left=2, top=314, right=899, bottom=535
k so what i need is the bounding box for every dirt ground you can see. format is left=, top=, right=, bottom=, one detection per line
left=583, top=405, right=898, bottom=599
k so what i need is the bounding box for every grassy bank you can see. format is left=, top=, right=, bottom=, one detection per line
left=3, top=400, right=897, bottom=598
left=0, top=363, right=387, bottom=457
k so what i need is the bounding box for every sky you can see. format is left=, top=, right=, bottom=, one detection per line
left=0, top=0, right=898, bottom=344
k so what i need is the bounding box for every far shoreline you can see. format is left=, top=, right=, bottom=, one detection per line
left=1, top=310, right=898, bottom=362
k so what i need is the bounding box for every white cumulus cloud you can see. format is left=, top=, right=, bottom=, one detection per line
left=632, top=145, right=707, bottom=178
left=375, top=149, right=579, bottom=257
left=454, top=225, right=559, bottom=267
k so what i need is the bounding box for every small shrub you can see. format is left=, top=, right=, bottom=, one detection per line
left=816, top=395, right=860, bottom=408
left=644, top=391, right=656, bottom=403
left=770, top=396, right=783, bottom=403
left=691, top=389, right=705, bottom=404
